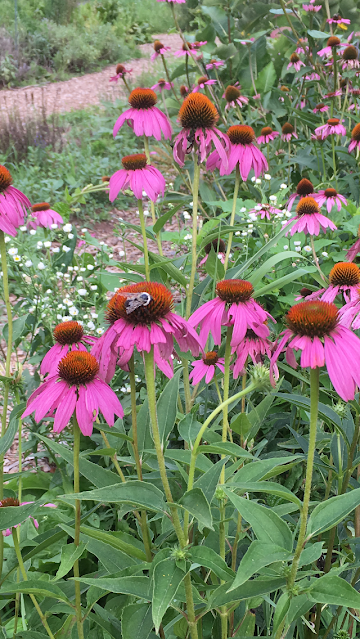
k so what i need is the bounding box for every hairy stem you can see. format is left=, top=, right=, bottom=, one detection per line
left=185, top=157, right=201, bottom=319
left=223, top=165, right=241, bottom=273
left=137, top=199, right=151, bottom=281
left=73, top=418, right=85, bottom=639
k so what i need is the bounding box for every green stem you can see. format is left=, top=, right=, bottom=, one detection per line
left=143, top=136, right=163, bottom=256
left=223, top=165, right=240, bottom=273
left=137, top=199, right=150, bottom=281
left=332, top=47, right=338, bottom=94
left=320, top=145, right=326, bottom=181
left=331, top=136, right=338, bottom=190
left=279, top=0, right=300, bottom=40
left=122, top=76, right=131, bottom=94
left=161, top=54, right=180, bottom=104
left=185, top=157, right=201, bottom=319
left=185, top=55, right=190, bottom=91
left=73, top=418, right=85, bottom=639
left=12, top=529, right=56, bottom=639
left=181, top=359, right=192, bottom=413
left=288, top=367, right=319, bottom=590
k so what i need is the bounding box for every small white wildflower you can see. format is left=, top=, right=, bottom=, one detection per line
left=74, top=266, right=79, bottom=271
left=56, top=271, right=63, bottom=278
left=254, top=204, right=262, bottom=211
left=4, top=237, right=11, bottom=243
left=251, top=176, right=256, bottom=182
left=303, top=245, right=311, bottom=253
left=56, top=314, right=63, bottom=319
left=37, top=262, right=46, bottom=270
left=109, top=253, right=113, bottom=259
left=63, top=223, right=72, bottom=233
left=25, top=259, right=33, bottom=267
left=248, top=224, right=254, bottom=229
left=58, top=304, right=65, bottom=309
left=264, top=174, right=271, bottom=180
left=20, top=225, right=27, bottom=232
left=62, top=245, right=71, bottom=253
left=295, top=246, right=301, bottom=252
left=69, top=307, right=78, bottom=315
left=29, top=229, right=36, bottom=235
left=183, top=211, right=191, bottom=220
left=14, top=255, right=21, bottom=262
left=77, top=320, right=84, bottom=327
left=294, top=240, right=302, bottom=246
left=87, top=321, right=95, bottom=330
left=184, top=234, right=192, bottom=240
left=81, top=228, right=88, bottom=233
left=37, top=241, right=43, bottom=249
left=87, top=264, right=94, bottom=270
left=64, top=273, right=70, bottom=279
left=44, top=241, right=51, bottom=248
left=68, top=233, right=74, bottom=240
left=235, top=231, right=241, bottom=236
left=78, top=289, right=87, bottom=296
left=248, top=212, right=257, bottom=221
left=255, top=178, right=262, bottom=184
left=269, top=195, right=277, bottom=202
left=51, top=223, right=58, bottom=230
left=96, top=327, right=104, bottom=335
left=322, top=251, right=328, bottom=257
left=242, top=231, right=248, bottom=237
left=190, top=201, right=194, bottom=207
left=91, top=312, right=98, bottom=318
left=99, top=241, right=105, bottom=246
left=8, top=248, right=18, bottom=256
left=283, top=245, right=289, bottom=250
left=90, top=285, right=98, bottom=291
left=118, top=250, right=125, bottom=257
left=280, top=183, right=288, bottom=189
left=77, top=276, right=83, bottom=282
left=63, top=299, right=72, bottom=306
left=240, top=207, right=247, bottom=213
left=285, top=211, right=292, bottom=218
left=68, top=266, right=74, bottom=272
left=52, top=247, right=60, bottom=253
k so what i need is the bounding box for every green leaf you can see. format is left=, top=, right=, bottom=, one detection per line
left=148, top=251, right=187, bottom=287
left=224, top=489, right=293, bottom=551
left=153, top=204, right=182, bottom=234
left=3, top=315, right=28, bottom=342
left=287, top=594, right=313, bottom=625
left=152, top=559, right=185, bottom=632
left=307, top=29, right=330, bottom=39
left=171, top=62, right=197, bottom=81
left=0, top=501, right=41, bottom=531
left=157, top=369, right=181, bottom=444
left=76, top=576, right=150, bottom=600
left=272, top=592, right=291, bottom=635
left=178, top=488, right=213, bottom=531
left=121, top=603, right=153, bottom=639
left=54, top=542, right=87, bottom=580
left=228, top=541, right=291, bottom=591
left=189, top=546, right=234, bottom=582
left=78, top=524, right=147, bottom=561
left=256, top=61, right=276, bottom=94
left=64, top=481, right=166, bottom=513
left=228, top=482, right=301, bottom=507
left=307, top=488, right=360, bottom=537
left=253, top=269, right=312, bottom=298
left=248, top=252, right=303, bottom=286
left=308, top=575, right=360, bottom=608
left=2, top=580, right=71, bottom=602
left=208, top=577, right=286, bottom=608
left=193, top=458, right=227, bottom=505
left=230, top=456, right=301, bottom=484
left=197, top=442, right=252, bottom=458
left=0, top=406, right=21, bottom=456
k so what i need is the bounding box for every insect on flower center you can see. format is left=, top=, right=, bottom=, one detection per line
left=0, top=165, right=13, bottom=193
left=296, top=196, right=320, bottom=217
left=227, top=125, right=255, bottom=145
left=197, top=76, right=209, bottom=85
left=324, top=187, right=337, bottom=197
left=299, top=287, right=313, bottom=298
left=128, top=88, right=157, bottom=110
left=203, top=351, right=219, bottom=365
left=329, top=262, right=360, bottom=287
left=327, top=118, right=340, bottom=125
left=327, top=36, right=341, bottom=47
left=179, top=93, right=218, bottom=129
left=204, top=238, right=226, bottom=254
left=31, top=202, right=51, bottom=212
left=121, top=154, right=147, bottom=171
left=216, top=279, right=254, bottom=304
left=261, top=126, right=273, bottom=136
left=224, top=85, right=241, bottom=102
left=106, top=282, right=174, bottom=325
left=58, top=351, right=99, bottom=385
left=286, top=301, right=338, bottom=337
left=296, top=178, right=314, bottom=196
left=280, top=86, right=290, bottom=92
left=116, top=64, right=126, bottom=75
left=153, top=40, right=164, bottom=52
left=343, top=45, right=358, bottom=60
left=282, top=122, right=294, bottom=134
left=53, top=321, right=84, bottom=345
left=352, top=123, right=360, bottom=140
left=290, top=52, right=300, bottom=63
left=315, top=103, right=325, bottom=110
left=0, top=497, right=19, bottom=507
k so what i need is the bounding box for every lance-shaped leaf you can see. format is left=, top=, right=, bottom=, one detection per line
left=152, top=559, right=185, bottom=632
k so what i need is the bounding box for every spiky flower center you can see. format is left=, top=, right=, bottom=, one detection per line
left=296, top=196, right=319, bottom=216
left=343, top=45, right=358, bottom=61
left=198, top=76, right=209, bottom=85
left=286, top=301, right=338, bottom=337
left=121, top=154, right=147, bottom=171
left=0, top=165, right=12, bottom=193
left=157, top=78, right=167, bottom=87
left=324, top=187, right=337, bottom=197
left=216, top=279, right=254, bottom=304
left=227, top=125, right=255, bottom=145
left=31, top=202, right=50, bottom=212
left=352, top=123, right=360, bottom=141
left=261, top=126, right=273, bottom=136
left=0, top=497, right=20, bottom=507
left=327, top=36, right=341, bottom=47
left=106, top=282, right=174, bottom=325
left=296, top=178, right=314, bottom=196
left=290, top=52, right=300, bottom=63
left=224, top=85, right=241, bottom=102
left=327, top=118, right=340, bottom=125
left=315, top=103, right=325, bottom=110
left=153, top=40, right=164, bottom=52
left=282, top=122, right=294, bottom=134
left=182, top=41, right=193, bottom=51
left=204, top=238, right=226, bottom=254
left=116, top=64, right=126, bottom=75
left=53, top=321, right=84, bottom=345
left=299, top=287, right=313, bottom=298
left=329, top=262, right=360, bottom=287
left=128, top=88, right=157, bottom=110
left=179, top=93, right=218, bottom=129
left=203, top=351, right=219, bottom=365
left=58, top=351, right=99, bottom=385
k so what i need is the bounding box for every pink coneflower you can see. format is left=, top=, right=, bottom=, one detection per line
left=314, top=118, right=346, bottom=139
left=305, top=72, right=321, bottom=80
left=22, top=351, right=124, bottom=435
left=303, top=0, right=321, bottom=12
left=207, top=125, right=267, bottom=180
left=287, top=178, right=316, bottom=210
left=113, top=88, right=172, bottom=141
left=270, top=301, right=360, bottom=401
left=189, top=279, right=274, bottom=349
left=109, top=154, right=165, bottom=203
left=151, top=78, right=173, bottom=93
left=249, top=203, right=282, bottom=220
left=189, top=351, right=225, bottom=384
left=174, top=41, right=207, bottom=58
left=0, top=498, right=56, bottom=537
left=324, top=89, right=342, bottom=98
left=281, top=122, right=298, bottom=142
left=338, top=284, right=360, bottom=327
left=206, top=59, right=224, bottom=70
left=0, top=165, right=30, bottom=237
left=317, top=36, right=342, bottom=58
left=346, top=224, right=360, bottom=261
left=199, top=238, right=226, bottom=266
left=223, top=84, right=249, bottom=110
left=341, top=45, right=360, bottom=69
left=151, top=40, right=171, bottom=61
left=92, top=282, right=201, bottom=381
left=314, top=263, right=360, bottom=303
left=296, top=38, right=308, bottom=54
left=173, top=93, right=230, bottom=168
left=314, top=187, right=347, bottom=212
left=192, top=75, right=217, bottom=93
left=27, top=202, right=63, bottom=230
left=41, top=321, right=96, bottom=378
left=327, top=14, right=351, bottom=27
left=257, top=126, right=280, bottom=144
left=233, top=330, right=275, bottom=379
left=157, top=0, right=185, bottom=3
left=313, top=102, right=329, bottom=113
left=348, top=123, right=360, bottom=153
left=110, top=63, right=132, bottom=82
left=287, top=196, right=337, bottom=236
left=287, top=52, right=305, bottom=72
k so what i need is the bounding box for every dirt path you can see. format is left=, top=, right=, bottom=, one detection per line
left=0, top=33, right=182, bottom=115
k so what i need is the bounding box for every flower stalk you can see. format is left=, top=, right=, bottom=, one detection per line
left=73, top=417, right=85, bottom=639
left=143, top=136, right=163, bottom=256
left=223, top=165, right=241, bottom=272
left=137, top=199, right=151, bottom=282
left=185, top=155, right=201, bottom=319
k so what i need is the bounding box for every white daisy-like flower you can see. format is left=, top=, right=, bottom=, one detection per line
left=240, top=207, right=247, bottom=213
left=91, top=312, right=98, bottom=318
left=29, top=229, right=36, bottom=235
left=184, top=234, right=192, bottom=241
left=90, top=285, right=98, bottom=291
left=81, top=228, right=88, bottom=233
left=51, top=223, right=58, bottom=230
left=183, top=211, right=191, bottom=220
left=37, top=241, right=43, bottom=249
left=269, top=195, right=277, bottom=202
left=78, top=289, right=87, bottom=296
left=77, top=276, right=83, bottom=282
left=322, top=251, right=328, bottom=257
left=20, top=226, right=27, bottom=232
left=14, top=256, right=21, bottom=262
left=86, top=264, right=94, bottom=270
left=264, top=174, right=271, bottom=180
left=68, top=233, right=74, bottom=240
left=118, top=250, right=125, bottom=257
left=303, top=246, right=311, bottom=253
left=62, top=246, right=71, bottom=253
left=38, top=262, right=46, bottom=270
left=255, top=178, right=262, bottom=184
left=295, top=246, right=301, bottom=252
left=87, top=320, right=95, bottom=330
left=25, top=260, right=33, bottom=267
left=96, top=327, right=104, bottom=335
left=53, top=247, right=60, bottom=253
left=294, top=241, right=302, bottom=246
left=280, top=183, right=288, bottom=190
left=8, top=248, right=18, bottom=256
left=69, top=307, right=78, bottom=315
left=283, top=245, right=289, bottom=250
left=44, top=241, right=51, bottom=248
left=63, top=223, right=72, bottom=233
left=68, top=266, right=74, bottom=272
left=74, top=266, right=79, bottom=271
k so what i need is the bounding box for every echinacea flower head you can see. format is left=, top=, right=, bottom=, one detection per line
left=323, top=262, right=360, bottom=302
left=287, top=52, right=305, bottom=72
left=271, top=301, right=360, bottom=401
left=113, top=88, right=172, bottom=141
left=109, top=154, right=165, bottom=203
left=223, top=84, right=249, bottom=110
left=314, top=118, right=346, bottom=139
left=192, top=75, right=217, bottom=93
left=0, top=165, right=31, bottom=236
left=341, top=45, right=360, bottom=69
left=313, top=102, right=329, bottom=113
left=346, top=223, right=360, bottom=262
left=206, top=59, right=224, bottom=70
left=287, top=178, right=315, bottom=210
left=189, top=351, right=225, bottom=384
left=151, top=40, right=171, bottom=61
left=173, top=92, right=229, bottom=168
left=317, top=36, right=342, bottom=57
left=281, top=122, right=298, bottom=141
left=257, top=126, right=280, bottom=144
left=327, top=13, right=351, bottom=27
left=92, top=282, right=201, bottom=381
left=249, top=203, right=282, bottom=220
left=233, top=329, right=274, bottom=379
left=207, top=125, right=267, bottom=179
left=23, top=351, right=124, bottom=435
left=314, top=187, right=347, bottom=212
left=348, top=122, right=360, bottom=153
left=199, top=238, right=226, bottom=266
left=151, top=78, right=173, bottom=92
left=110, top=63, right=132, bottom=82
left=0, top=498, right=57, bottom=537
left=27, top=202, right=64, bottom=230
left=287, top=196, right=337, bottom=236
left=174, top=41, right=206, bottom=58
left=40, top=321, right=96, bottom=377
left=303, top=1, right=321, bottom=12
left=189, top=279, right=274, bottom=349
